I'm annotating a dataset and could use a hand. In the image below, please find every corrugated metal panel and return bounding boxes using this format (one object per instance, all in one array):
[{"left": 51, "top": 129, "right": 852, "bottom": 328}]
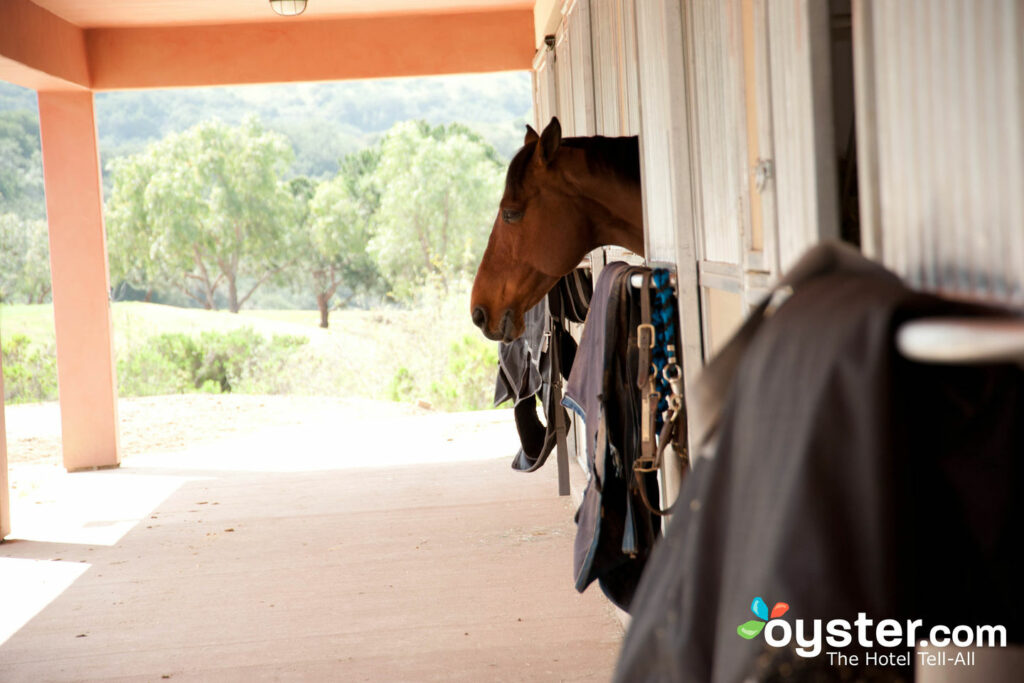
[
  {"left": 856, "top": 0, "right": 1024, "bottom": 306},
  {"left": 618, "top": 0, "right": 641, "bottom": 136},
  {"left": 532, "top": 46, "right": 558, "bottom": 129},
  {"left": 636, "top": 0, "right": 689, "bottom": 264},
  {"left": 591, "top": 0, "right": 620, "bottom": 135},
  {"left": 590, "top": 0, "right": 640, "bottom": 136},
  {"left": 767, "top": 0, "right": 839, "bottom": 270},
  {"left": 634, "top": 0, "right": 701, "bottom": 514},
  {"left": 555, "top": 23, "right": 575, "bottom": 134},
  {"left": 635, "top": 0, "right": 704, "bottom": 486},
  {"left": 687, "top": 0, "right": 747, "bottom": 265},
  {"left": 555, "top": 0, "right": 596, "bottom": 137},
  {"left": 741, "top": 0, "right": 779, "bottom": 274}
]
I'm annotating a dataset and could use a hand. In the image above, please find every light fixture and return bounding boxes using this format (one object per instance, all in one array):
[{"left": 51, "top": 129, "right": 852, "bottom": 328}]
[{"left": 270, "top": 0, "right": 307, "bottom": 16}]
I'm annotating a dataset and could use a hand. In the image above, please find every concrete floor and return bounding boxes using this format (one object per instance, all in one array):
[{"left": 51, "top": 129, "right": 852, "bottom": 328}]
[{"left": 0, "top": 410, "right": 623, "bottom": 682}]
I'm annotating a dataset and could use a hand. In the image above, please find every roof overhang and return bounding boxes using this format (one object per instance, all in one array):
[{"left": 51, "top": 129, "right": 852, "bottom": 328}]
[{"left": 0, "top": 0, "right": 535, "bottom": 92}]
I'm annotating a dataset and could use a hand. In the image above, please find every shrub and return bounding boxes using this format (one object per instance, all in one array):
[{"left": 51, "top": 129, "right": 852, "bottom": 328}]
[
  {"left": 1, "top": 333, "right": 58, "bottom": 403},
  {"left": 387, "top": 366, "right": 416, "bottom": 403},
  {"left": 117, "top": 328, "right": 309, "bottom": 396},
  {"left": 426, "top": 332, "right": 498, "bottom": 411},
  {"left": 116, "top": 340, "right": 193, "bottom": 397}
]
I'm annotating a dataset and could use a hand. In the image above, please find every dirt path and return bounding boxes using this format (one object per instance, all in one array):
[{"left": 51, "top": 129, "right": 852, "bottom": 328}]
[{"left": 1, "top": 396, "right": 625, "bottom": 681}]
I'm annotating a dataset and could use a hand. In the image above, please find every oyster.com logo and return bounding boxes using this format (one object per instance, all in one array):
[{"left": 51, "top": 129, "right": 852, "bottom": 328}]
[
  {"left": 734, "top": 595, "right": 1006, "bottom": 667},
  {"left": 737, "top": 596, "right": 789, "bottom": 640}
]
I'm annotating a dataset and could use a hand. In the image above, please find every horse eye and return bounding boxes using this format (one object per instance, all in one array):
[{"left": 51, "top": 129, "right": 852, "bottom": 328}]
[{"left": 502, "top": 209, "right": 524, "bottom": 224}]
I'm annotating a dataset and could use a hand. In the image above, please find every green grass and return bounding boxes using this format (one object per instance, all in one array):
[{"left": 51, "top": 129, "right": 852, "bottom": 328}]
[
  {"left": 1, "top": 302, "right": 333, "bottom": 350},
  {"left": 1, "top": 292, "right": 498, "bottom": 411},
  {"left": 239, "top": 309, "right": 332, "bottom": 327},
  {"left": 0, "top": 304, "right": 57, "bottom": 343}
]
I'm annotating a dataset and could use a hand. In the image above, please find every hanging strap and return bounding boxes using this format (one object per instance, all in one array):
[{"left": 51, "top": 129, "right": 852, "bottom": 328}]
[
  {"left": 632, "top": 269, "right": 688, "bottom": 517},
  {"left": 548, "top": 289, "right": 571, "bottom": 497},
  {"left": 635, "top": 270, "right": 659, "bottom": 475},
  {"left": 552, "top": 345, "right": 570, "bottom": 497},
  {"left": 635, "top": 417, "right": 682, "bottom": 516}
]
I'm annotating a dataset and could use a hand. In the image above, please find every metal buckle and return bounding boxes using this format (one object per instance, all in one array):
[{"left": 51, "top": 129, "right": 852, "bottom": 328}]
[
  {"left": 634, "top": 455, "right": 660, "bottom": 473},
  {"left": 637, "top": 323, "right": 655, "bottom": 349}
]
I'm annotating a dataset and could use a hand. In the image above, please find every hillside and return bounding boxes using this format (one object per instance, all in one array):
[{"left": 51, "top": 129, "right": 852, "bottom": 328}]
[{"left": 0, "top": 71, "right": 532, "bottom": 185}]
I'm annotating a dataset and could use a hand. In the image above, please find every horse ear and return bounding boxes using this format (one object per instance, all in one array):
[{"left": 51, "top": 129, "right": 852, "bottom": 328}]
[
  {"left": 538, "top": 117, "right": 562, "bottom": 166},
  {"left": 524, "top": 125, "right": 539, "bottom": 146}
]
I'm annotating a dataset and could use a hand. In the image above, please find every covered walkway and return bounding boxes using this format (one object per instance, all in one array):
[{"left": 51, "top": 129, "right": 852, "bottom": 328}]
[
  {"left": 0, "top": 406, "right": 622, "bottom": 681},
  {"left": 0, "top": 0, "right": 536, "bottom": 488}
]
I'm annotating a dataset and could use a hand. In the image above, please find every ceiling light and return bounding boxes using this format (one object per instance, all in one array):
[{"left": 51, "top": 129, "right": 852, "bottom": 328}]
[{"left": 270, "top": 0, "right": 307, "bottom": 16}]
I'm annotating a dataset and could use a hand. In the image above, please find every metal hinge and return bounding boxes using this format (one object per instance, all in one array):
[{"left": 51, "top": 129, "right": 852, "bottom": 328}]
[{"left": 753, "top": 158, "right": 773, "bottom": 193}]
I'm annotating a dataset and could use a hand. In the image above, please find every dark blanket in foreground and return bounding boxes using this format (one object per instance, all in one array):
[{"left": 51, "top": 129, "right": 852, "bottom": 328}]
[{"left": 614, "top": 243, "right": 1024, "bottom": 682}]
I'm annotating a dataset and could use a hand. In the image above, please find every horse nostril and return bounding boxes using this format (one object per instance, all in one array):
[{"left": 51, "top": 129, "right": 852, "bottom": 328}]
[{"left": 472, "top": 306, "right": 487, "bottom": 329}]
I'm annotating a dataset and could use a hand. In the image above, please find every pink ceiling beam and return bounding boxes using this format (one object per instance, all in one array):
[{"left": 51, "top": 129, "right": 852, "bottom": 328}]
[
  {"left": 86, "top": 8, "right": 535, "bottom": 90},
  {"left": 0, "top": 0, "right": 90, "bottom": 90}
]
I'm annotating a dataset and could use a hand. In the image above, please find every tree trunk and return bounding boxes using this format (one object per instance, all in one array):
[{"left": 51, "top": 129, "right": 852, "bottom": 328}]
[
  {"left": 227, "top": 276, "right": 239, "bottom": 313},
  {"left": 317, "top": 292, "right": 330, "bottom": 329},
  {"left": 144, "top": 289, "right": 153, "bottom": 303}
]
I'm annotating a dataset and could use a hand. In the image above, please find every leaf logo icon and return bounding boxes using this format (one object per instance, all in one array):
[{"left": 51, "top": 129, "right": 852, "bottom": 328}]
[{"left": 737, "top": 597, "right": 789, "bottom": 639}]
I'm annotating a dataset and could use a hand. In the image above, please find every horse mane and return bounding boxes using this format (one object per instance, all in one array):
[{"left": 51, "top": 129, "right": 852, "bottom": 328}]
[{"left": 504, "top": 135, "right": 640, "bottom": 201}]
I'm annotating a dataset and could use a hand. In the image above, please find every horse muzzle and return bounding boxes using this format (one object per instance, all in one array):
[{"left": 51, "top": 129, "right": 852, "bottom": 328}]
[{"left": 472, "top": 306, "right": 520, "bottom": 343}]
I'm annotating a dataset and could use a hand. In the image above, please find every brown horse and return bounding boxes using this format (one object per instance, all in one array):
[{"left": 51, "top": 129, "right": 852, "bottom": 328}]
[{"left": 470, "top": 118, "right": 645, "bottom": 341}]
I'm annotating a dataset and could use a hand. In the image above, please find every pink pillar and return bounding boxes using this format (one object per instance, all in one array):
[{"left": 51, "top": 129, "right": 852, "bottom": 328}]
[
  {"left": 37, "top": 91, "right": 121, "bottom": 472},
  {"left": 1, "top": 354, "right": 10, "bottom": 538}
]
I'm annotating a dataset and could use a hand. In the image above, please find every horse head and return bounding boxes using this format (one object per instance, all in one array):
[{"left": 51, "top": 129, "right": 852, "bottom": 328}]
[{"left": 470, "top": 118, "right": 644, "bottom": 341}]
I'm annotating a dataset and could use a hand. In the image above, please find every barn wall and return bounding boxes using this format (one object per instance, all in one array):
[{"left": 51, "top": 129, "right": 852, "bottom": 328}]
[
  {"left": 534, "top": 0, "right": 1024, "bottom": 361},
  {"left": 855, "top": 0, "right": 1024, "bottom": 306},
  {"left": 591, "top": 0, "right": 640, "bottom": 136},
  {"left": 533, "top": 0, "right": 687, "bottom": 489},
  {"left": 681, "top": 0, "right": 842, "bottom": 356},
  {"left": 529, "top": 0, "right": 844, "bottom": 489},
  {"left": 766, "top": 0, "right": 840, "bottom": 271},
  {"left": 534, "top": 0, "right": 851, "bottom": 362},
  {"left": 555, "top": 0, "right": 596, "bottom": 137},
  {"left": 532, "top": 43, "right": 557, "bottom": 134},
  {"left": 686, "top": 0, "right": 748, "bottom": 268},
  {"left": 633, "top": 0, "right": 703, "bottom": 406},
  {"left": 526, "top": 0, "right": 1024, "bottom": 525}
]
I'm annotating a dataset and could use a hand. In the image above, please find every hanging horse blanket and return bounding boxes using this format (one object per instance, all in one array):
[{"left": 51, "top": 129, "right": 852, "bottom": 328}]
[
  {"left": 614, "top": 242, "right": 1024, "bottom": 682},
  {"left": 493, "top": 269, "right": 591, "bottom": 472},
  {"left": 563, "top": 261, "right": 664, "bottom": 611}
]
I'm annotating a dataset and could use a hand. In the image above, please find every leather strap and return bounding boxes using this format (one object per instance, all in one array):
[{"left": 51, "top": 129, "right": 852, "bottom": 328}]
[
  {"left": 548, "top": 289, "right": 571, "bottom": 496},
  {"left": 635, "top": 270, "right": 659, "bottom": 474},
  {"left": 631, "top": 268, "right": 689, "bottom": 517},
  {"left": 553, "top": 348, "right": 570, "bottom": 497},
  {"left": 636, "top": 270, "right": 655, "bottom": 389},
  {"left": 634, "top": 413, "right": 687, "bottom": 516}
]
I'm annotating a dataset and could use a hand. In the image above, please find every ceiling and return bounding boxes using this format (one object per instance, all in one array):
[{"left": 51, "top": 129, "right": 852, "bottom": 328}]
[{"left": 31, "top": 0, "right": 533, "bottom": 29}]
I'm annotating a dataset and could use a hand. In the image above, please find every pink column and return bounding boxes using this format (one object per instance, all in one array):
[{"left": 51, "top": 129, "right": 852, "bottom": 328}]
[
  {"left": 1, "top": 354, "right": 10, "bottom": 538},
  {"left": 37, "top": 91, "right": 120, "bottom": 472}
]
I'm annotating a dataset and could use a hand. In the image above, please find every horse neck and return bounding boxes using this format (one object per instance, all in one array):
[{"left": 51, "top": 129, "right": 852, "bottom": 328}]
[
  {"left": 576, "top": 171, "right": 645, "bottom": 257},
  {"left": 565, "top": 138, "right": 645, "bottom": 256}
]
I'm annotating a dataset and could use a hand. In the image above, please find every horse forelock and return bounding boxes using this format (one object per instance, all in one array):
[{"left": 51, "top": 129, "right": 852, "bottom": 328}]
[{"left": 504, "top": 143, "right": 536, "bottom": 201}]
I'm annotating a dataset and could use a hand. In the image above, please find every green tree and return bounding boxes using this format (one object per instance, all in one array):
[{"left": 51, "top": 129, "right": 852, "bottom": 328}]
[
  {"left": 367, "top": 121, "right": 504, "bottom": 299},
  {"left": 105, "top": 117, "right": 296, "bottom": 312},
  {"left": 0, "top": 110, "right": 46, "bottom": 220},
  {"left": 296, "top": 152, "right": 384, "bottom": 328},
  {"left": 0, "top": 213, "right": 51, "bottom": 303}
]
